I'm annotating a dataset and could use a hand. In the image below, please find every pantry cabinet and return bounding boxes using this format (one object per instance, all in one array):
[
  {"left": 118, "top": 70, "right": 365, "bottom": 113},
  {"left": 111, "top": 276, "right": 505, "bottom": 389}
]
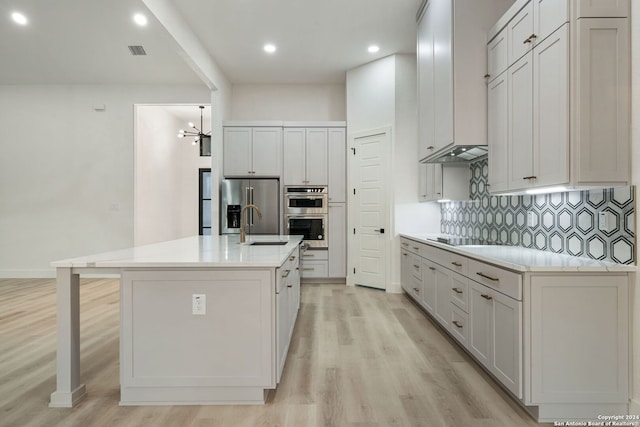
[
  {"left": 486, "top": 0, "right": 630, "bottom": 194},
  {"left": 223, "top": 127, "right": 282, "bottom": 178}
]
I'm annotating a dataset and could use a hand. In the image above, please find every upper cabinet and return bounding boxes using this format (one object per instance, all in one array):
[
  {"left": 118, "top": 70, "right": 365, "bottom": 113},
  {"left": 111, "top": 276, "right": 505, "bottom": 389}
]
[
  {"left": 223, "top": 126, "right": 282, "bottom": 178},
  {"left": 486, "top": 0, "right": 630, "bottom": 194},
  {"left": 283, "top": 128, "right": 328, "bottom": 186},
  {"left": 417, "top": 0, "right": 513, "bottom": 162}
]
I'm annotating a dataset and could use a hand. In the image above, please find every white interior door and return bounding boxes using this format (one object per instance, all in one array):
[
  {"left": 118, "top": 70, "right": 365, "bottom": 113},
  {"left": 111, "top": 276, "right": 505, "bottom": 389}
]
[{"left": 350, "top": 131, "right": 389, "bottom": 290}]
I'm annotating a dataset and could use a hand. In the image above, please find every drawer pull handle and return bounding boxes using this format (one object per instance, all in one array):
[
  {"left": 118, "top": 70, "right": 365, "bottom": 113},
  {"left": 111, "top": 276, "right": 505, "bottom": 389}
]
[
  {"left": 522, "top": 176, "right": 537, "bottom": 180},
  {"left": 484, "top": 73, "right": 490, "bottom": 79},
  {"left": 402, "top": 253, "right": 408, "bottom": 256},
  {"left": 413, "top": 247, "right": 420, "bottom": 251},
  {"left": 402, "top": 242, "right": 408, "bottom": 246},
  {"left": 452, "top": 287, "right": 463, "bottom": 294},
  {"left": 480, "top": 294, "right": 493, "bottom": 301},
  {"left": 429, "top": 267, "right": 436, "bottom": 271},
  {"left": 476, "top": 272, "right": 499, "bottom": 282},
  {"left": 287, "top": 284, "right": 293, "bottom": 288},
  {"left": 427, "top": 146, "right": 435, "bottom": 150},
  {"left": 451, "top": 261, "right": 462, "bottom": 267},
  {"left": 413, "top": 265, "right": 420, "bottom": 269},
  {"left": 302, "top": 268, "right": 315, "bottom": 271},
  {"left": 289, "top": 256, "right": 296, "bottom": 261},
  {"left": 413, "top": 288, "right": 420, "bottom": 293},
  {"left": 281, "top": 270, "right": 291, "bottom": 279},
  {"left": 303, "top": 254, "right": 315, "bottom": 258},
  {"left": 452, "top": 320, "right": 463, "bottom": 328}
]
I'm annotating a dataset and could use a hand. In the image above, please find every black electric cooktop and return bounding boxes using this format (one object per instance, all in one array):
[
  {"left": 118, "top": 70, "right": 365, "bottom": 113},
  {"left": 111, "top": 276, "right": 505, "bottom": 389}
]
[{"left": 426, "top": 236, "right": 499, "bottom": 246}]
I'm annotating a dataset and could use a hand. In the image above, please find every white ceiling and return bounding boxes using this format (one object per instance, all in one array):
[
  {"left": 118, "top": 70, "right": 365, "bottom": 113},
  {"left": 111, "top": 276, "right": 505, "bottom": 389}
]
[{"left": 0, "top": 0, "right": 422, "bottom": 85}]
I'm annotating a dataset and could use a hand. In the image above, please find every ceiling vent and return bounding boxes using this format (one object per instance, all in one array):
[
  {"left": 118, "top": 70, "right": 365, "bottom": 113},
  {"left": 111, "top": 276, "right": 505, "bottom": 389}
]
[{"left": 128, "top": 45, "right": 147, "bottom": 56}]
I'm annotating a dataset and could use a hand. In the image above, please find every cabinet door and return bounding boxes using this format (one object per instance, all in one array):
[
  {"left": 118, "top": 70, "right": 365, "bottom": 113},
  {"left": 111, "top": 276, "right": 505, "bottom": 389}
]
[
  {"left": 507, "top": 52, "right": 533, "bottom": 190},
  {"left": 306, "top": 128, "right": 328, "bottom": 185},
  {"left": 283, "top": 128, "right": 306, "bottom": 185},
  {"left": 223, "top": 127, "right": 252, "bottom": 177},
  {"left": 252, "top": 127, "right": 282, "bottom": 177},
  {"left": 469, "top": 281, "right": 493, "bottom": 369},
  {"left": 575, "top": 18, "right": 630, "bottom": 185},
  {"left": 276, "top": 280, "right": 290, "bottom": 383},
  {"left": 421, "top": 260, "right": 437, "bottom": 314},
  {"left": 401, "top": 249, "right": 411, "bottom": 293},
  {"left": 491, "top": 290, "right": 522, "bottom": 399},
  {"left": 328, "top": 128, "right": 346, "bottom": 203},
  {"left": 575, "top": 0, "right": 628, "bottom": 18},
  {"left": 417, "top": 1, "right": 436, "bottom": 159},
  {"left": 434, "top": 267, "right": 450, "bottom": 328},
  {"left": 328, "top": 203, "right": 346, "bottom": 278},
  {"left": 487, "top": 72, "right": 509, "bottom": 193},
  {"left": 487, "top": 30, "right": 508, "bottom": 82},
  {"left": 507, "top": 1, "right": 533, "bottom": 65},
  {"left": 533, "top": 24, "right": 569, "bottom": 188},
  {"left": 432, "top": 0, "right": 454, "bottom": 152},
  {"left": 418, "top": 163, "right": 429, "bottom": 202},
  {"left": 533, "top": 0, "right": 569, "bottom": 46},
  {"left": 433, "top": 163, "right": 443, "bottom": 200}
]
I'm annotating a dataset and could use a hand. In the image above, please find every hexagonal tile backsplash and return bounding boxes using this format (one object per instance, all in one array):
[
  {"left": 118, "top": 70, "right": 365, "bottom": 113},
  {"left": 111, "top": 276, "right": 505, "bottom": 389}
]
[{"left": 440, "top": 158, "right": 635, "bottom": 264}]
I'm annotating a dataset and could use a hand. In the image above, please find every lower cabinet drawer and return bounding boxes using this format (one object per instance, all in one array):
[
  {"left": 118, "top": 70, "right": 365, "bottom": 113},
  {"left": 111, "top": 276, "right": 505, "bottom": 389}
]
[
  {"left": 468, "top": 259, "right": 522, "bottom": 300},
  {"left": 450, "top": 303, "right": 468, "bottom": 348},
  {"left": 300, "top": 260, "right": 328, "bottom": 278}
]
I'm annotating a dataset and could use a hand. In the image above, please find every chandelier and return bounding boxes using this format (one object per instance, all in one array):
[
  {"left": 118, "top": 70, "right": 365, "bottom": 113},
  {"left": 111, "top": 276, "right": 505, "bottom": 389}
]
[{"left": 177, "top": 105, "right": 211, "bottom": 156}]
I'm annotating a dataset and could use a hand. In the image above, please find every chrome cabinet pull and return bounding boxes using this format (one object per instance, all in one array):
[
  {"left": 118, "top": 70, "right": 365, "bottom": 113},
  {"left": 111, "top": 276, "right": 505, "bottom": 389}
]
[
  {"left": 452, "top": 287, "right": 463, "bottom": 294},
  {"left": 452, "top": 321, "right": 463, "bottom": 328},
  {"left": 476, "top": 272, "right": 499, "bottom": 282},
  {"left": 481, "top": 294, "right": 493, "bottom": 301}
]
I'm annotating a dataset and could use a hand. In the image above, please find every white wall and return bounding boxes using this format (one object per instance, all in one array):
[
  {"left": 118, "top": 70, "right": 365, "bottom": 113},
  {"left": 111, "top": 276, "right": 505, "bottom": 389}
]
[
  {"left": 230, "top": 84, "right": 346, "bottom": 120},
  {"left": 0, "top": 84, "right": 210, "bottom": 277},
  {"left": 134, "top": 105, "right": 211, "bottom": 246},
  {"left": 346, "top": 54, "right": 441, "bottom": 293}
]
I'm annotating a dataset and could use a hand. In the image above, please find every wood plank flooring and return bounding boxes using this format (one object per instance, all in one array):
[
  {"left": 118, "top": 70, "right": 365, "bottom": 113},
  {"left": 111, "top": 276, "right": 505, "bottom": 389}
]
[{"left": 0, "top": 279, "right": 548, "bottom": 427}]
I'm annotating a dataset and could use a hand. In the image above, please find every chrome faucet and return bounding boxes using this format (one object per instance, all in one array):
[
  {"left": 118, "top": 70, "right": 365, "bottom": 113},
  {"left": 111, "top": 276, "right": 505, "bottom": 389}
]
[{"left": 240, "top": 204, "right": 263, "bottom": 243}]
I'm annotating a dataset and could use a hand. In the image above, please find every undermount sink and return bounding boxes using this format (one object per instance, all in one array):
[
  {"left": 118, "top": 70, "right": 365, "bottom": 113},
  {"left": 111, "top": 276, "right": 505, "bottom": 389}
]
[{"left": 248, "top": 241, "right": 288, "bottom": 246}]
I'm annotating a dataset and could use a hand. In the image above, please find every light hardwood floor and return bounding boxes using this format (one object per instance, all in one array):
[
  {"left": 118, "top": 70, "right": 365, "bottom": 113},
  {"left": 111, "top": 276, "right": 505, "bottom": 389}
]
[{"left": 0, "top": 278, "right": 548, "bottom": 427}]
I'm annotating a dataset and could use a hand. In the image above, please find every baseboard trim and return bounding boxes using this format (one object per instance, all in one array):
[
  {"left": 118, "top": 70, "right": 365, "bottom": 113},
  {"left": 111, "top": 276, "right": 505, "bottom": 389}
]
[{"left": 630, "top": 397, "right": 640, "bottom": 414}]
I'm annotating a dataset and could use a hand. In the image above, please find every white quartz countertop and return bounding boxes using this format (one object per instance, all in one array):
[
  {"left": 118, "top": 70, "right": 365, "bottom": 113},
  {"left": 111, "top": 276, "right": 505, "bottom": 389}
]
[
  {"left": 52, "top": 235, "right": 304, "bottom": 269},
  {"left": 400, "top": 233, "right": 635, "bottom": 273}
]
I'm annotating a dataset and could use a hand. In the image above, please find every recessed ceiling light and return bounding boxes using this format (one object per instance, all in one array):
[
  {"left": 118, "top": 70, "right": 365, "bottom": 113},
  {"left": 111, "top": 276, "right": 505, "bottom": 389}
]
[
  {"left": 368, "top": 45, "right": 380, "bottom": 53},
  {"left": 11, "top": 12, "right": 28, "bottom": 25},
  {"left": 264, "top": 44, "right": 276, "bottom": 53},
  {"left": 133, "top": 13, "right": 147, "bottom": 26}
]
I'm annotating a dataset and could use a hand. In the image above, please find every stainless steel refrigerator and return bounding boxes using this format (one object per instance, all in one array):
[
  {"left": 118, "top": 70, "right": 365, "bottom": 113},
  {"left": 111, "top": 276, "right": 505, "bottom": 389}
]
[{"left": 219, "top": 179, "right": 280, "bottom": 235}]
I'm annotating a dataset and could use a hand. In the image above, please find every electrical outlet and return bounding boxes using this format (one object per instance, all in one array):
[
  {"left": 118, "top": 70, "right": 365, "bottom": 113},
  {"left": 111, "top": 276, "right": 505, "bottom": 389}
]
[
  {"left": 598, "top": 211, "right": 609, "bottom": 232},
  {"left": 192, "top": 294, "right": 206, "bottom": 315},
  {"left": 527, "top": 212, "right": 535, "bottom": 227}
]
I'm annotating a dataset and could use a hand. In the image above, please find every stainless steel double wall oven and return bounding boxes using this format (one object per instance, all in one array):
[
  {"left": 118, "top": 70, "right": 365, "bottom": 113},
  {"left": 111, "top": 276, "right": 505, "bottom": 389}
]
[{"left": 284, "top": 186, "right": 328, "bottom": 248}]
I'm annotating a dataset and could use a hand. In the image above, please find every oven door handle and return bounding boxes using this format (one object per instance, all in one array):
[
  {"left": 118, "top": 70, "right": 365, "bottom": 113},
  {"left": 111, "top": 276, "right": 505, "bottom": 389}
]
[{"left": 286, "top": 215, "right": 326, "bottom": 219}]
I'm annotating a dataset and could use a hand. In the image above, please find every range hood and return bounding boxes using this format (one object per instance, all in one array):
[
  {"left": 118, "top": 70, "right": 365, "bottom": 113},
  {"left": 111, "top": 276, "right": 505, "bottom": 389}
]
[{"left": 420, "top": 145, "right": 488, "bottom": 164}]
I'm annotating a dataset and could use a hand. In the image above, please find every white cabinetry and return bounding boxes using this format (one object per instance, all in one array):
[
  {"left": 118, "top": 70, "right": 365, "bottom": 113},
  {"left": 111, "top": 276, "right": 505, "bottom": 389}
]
[
  {"left": 487, "top": 0, "right": 630, "bottom": 194},
  {"left": 276, "top": 248, "right": 300, "bottom": 383},
  {"left": 419, "top": 163, "right": 470, "bottom": 202},
  {"left": 328, "top": 203, "right": 346, "bottom": 278},
  {"left": 417, "top": 0, "right": 512, "bottom": 161},
  {"left": 223, "top": 127, "right": 282, "bottom": 178},
  {"left": 399, "top": 235, "right": 631, "bottom": 422},
  {"left": 283, "top": 128, "right": 327, "bottom": 186},
  {"left": 328, "top": 128, "right": 347, "bottom": 203}
]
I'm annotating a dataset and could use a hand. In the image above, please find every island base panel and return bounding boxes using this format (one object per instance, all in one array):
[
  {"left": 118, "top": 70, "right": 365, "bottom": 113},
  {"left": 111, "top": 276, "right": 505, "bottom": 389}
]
[{"left": 120, "top": 386, "right": 271, "bottom": 406}]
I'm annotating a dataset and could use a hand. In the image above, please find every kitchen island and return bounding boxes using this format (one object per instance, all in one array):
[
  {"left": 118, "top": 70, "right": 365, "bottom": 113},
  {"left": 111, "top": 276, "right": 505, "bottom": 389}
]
[{"left": 49, "top": 234, "right": 303, "bottom": 407}]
